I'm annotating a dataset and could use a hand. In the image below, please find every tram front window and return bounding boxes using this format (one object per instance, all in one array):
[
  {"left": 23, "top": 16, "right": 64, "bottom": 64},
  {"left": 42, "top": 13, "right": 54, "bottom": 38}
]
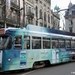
[{"left": 0, "top": 35, "right": 12, "bottom": 50}]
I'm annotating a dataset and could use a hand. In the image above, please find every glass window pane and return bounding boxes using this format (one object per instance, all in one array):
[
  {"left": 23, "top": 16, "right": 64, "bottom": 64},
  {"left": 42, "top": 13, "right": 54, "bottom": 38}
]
[
  {"left": 71, "top": 40, "right": 75, "bottom": 49},
  {"left": 24, "top": 36, "right": 30, "bottom": 49},
  {"left": 43, "top": 38, "right": 50, "bottom": 49},
  {"left": 59, "top": 39, "right": 65, "bottom": 48},
  {"left": 52, "top": 39, "right": 58, "bottom": 48},
  {"left": 66, "top": 40, "right": 71, "bottom": 48},
  {"left": 0, "top": 35, "right": 12, "bottom": 50},
  {"left": 32, "top": 37, "right": 41, "bottom": 49},
  {"left": 14, "top": 36, "right": 22, "bottom": 49}
]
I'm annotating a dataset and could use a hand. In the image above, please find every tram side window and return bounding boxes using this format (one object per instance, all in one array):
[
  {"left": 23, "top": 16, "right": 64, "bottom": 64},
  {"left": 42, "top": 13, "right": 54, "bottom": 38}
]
[
  {"left": 43, "top": 38, "right": 50, "bottom": 49},
  {"left": 71, "top": 40, "right": 75, "bottom": 49},
  {"left": 0, "top": 36, "right": 12, "bottom": 50},
  {"left": 59, "top": 39, "right": 65, "bottom": 48},
  {"left": 32, "top": 37, "right": 41, "bottom": 49},
  {"left": 66, "top": 40, "right": 71, "bottom": 48},
  {"left": 14, "top": 36, "right": 22, "bottom": 49},
  {"left": 24, "top": 36, "right": 30, "bottom": 49},
  {"left": 52, "top": 39, "right": 58, "bottom": 48}
]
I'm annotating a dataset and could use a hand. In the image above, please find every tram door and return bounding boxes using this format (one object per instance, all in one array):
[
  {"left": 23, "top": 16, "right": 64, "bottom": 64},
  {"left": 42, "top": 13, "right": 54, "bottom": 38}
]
[
  {"left": 52, "top": 50, "right": 59, "bottom": 63},
  {"left": 52, "top": 50, "right": 56, "bottom": 63},
  {"left": 52, "top": 39, "right": 59, "bottom": 63}
]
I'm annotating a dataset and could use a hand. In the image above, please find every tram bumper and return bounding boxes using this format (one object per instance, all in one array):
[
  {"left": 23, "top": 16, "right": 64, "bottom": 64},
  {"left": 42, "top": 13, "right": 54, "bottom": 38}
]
[
  {"left": 0, "top": 51, "right": 2, "bottom": 71},
  {"left": 0, "top": 64, "right": 2, "bottom": 72},
  {"left": 0, "top": 63, "right": 2, "bottom": 67}
]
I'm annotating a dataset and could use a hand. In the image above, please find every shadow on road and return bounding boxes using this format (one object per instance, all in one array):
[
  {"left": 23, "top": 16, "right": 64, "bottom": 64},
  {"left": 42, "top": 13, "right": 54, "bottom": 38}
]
[{"left": 0, "top": 61, "right": 75, "bottom": 75}]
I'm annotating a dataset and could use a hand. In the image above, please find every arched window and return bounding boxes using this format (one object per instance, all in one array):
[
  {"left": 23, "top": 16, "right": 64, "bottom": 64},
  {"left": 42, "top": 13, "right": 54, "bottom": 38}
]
[{"left": 39, "top": 9, "right": 42, "bottom": 19}]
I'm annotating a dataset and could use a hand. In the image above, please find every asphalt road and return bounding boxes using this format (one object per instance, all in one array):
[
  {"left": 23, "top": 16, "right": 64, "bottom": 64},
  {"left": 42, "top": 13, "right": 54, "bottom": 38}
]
[{"left": 1, "top": 62, "right": 75, "bottom": 75}]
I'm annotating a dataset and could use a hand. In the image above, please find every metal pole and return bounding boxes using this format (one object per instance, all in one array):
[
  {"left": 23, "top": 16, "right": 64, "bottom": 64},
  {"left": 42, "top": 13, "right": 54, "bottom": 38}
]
[
  {"left": 19, "top": 0, "right": 20, "bottom": 28},
  {"left": 4, "top": 0, "right": 6, "bottom": 28},
  {"left": 23, "top": 0, "right": 25, "bottom": 27}
]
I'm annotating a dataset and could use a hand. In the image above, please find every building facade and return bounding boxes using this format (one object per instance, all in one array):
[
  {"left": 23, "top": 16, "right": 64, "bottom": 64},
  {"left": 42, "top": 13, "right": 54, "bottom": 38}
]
[
  {"left": 0, "top": 0, "right": 60, "bottom": 29},
  {"left": 0, "top": 0, "right": 20, "bottom": 28},
  {"left": 65, "top": 2, "right": 75, "bottom": 33},
  {"left": 20, "top": 0, "right": 51, "bottom": 28}
]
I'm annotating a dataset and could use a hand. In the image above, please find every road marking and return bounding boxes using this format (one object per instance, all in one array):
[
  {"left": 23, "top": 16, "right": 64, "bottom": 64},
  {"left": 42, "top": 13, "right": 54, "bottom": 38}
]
[
  {"left": 21, "top": 70, "right": 36, "bottom": 75},
  {"left": 71, "top": 72, "right": 75, "bottom": 74}
]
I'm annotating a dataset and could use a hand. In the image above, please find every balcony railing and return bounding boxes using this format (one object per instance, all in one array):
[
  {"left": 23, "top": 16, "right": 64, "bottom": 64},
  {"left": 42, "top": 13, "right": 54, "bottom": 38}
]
[
  {"left": 26, "top": 12, "right": 34, "bottom": 18},
  {"left": 6, "top": 18, "right": 18, "bottom": 25}
]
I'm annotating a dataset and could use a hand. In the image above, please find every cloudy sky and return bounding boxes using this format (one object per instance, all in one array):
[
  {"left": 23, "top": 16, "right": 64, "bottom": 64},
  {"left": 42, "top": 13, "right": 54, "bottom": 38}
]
[{"left": 51, "top": 0, "right": 75, "bottom": 10}]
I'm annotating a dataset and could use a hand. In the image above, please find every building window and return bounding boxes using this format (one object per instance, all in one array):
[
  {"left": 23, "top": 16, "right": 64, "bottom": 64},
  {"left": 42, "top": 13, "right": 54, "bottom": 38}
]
[
  {"left": 36, "top": 21, "right": 38, "bottom": 25},
  {"left": 44, "top": 12, "right": 46, "bottom": 21},
  {"left": 51, "top": 16, "right": 53, "bottom": 24},
  {"left": 0, "top": 7, "right": 2, "bottom": 18},
  {"left": 36, "top": 6, "right": 38, "bottom": 17},
  {"left": 44, "top": 24, "right": 46, "bottom": 27},
  {"left": 48, "top": 14, "right": 50, "bottom": 23},
  {"left": 69, "top": 27, "right": 72, "bottom": 32},
  {"left": 36, "top": 0, "right": 38, "bottom": 2},
  {"left": 29, "top": 7, "right": 31, "bottom": 12},
  {"left": 44, "top": 4, "right": 46, "bottom": 7},
  {"left": 48, "top": 7, "right": 50, "bottom": 9},
  {"left": 26, "top": 5, "right": 28, "bottom": 12},
  {"left": 40, "top": 0, "right": 42, "bottom": 4},
  {"left": 39, "top": 9, "right": 42, "bottom": 19}
]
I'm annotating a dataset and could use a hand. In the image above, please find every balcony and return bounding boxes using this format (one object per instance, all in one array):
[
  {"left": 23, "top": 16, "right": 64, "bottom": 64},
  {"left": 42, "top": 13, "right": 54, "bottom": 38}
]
[
  {"left": 26, "top": 12, "right": 34, "bottom": 18},
  {"left": 11, "top": 2, "right": 20, "bottom": 10}
]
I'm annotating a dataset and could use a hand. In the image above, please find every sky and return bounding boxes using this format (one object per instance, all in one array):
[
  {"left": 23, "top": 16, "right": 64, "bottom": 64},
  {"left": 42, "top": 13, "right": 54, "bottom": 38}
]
[
  {"left": 51, "top": 0, "right": 75, "bottom": 10},
  {"left": 51, "top": 0, "right": 75, "bottom": 30}
]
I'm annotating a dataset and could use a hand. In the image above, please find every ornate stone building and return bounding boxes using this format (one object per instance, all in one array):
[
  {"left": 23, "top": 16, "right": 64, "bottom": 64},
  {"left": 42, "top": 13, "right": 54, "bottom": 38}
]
[
  {"left": 65, "top": 2, "right": 75, "bottom": 33},
  {"left": 0, "top": 0, "right": 20, "bottom": 28},
  {"left": 20, "top": 0, "right": 51, "bottom": 28}
]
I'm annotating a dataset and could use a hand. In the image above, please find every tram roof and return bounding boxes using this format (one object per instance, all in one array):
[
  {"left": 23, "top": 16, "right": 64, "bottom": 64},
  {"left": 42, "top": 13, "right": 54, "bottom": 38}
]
[
  {"left": 26, "top": 24, "right": 75, "bottom": 37},
  {"left": 4, "top": 24, "right": 75, "bottom": 37}
]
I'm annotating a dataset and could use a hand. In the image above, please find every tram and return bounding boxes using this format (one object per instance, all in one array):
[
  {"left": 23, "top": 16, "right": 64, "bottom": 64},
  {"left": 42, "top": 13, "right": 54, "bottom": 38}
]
[{"left": 0, "top": 24, "right": 75, "bottom": 71}]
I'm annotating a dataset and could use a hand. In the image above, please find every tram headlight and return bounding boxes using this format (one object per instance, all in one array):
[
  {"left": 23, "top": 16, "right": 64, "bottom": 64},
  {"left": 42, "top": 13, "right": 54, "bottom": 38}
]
[{"left": 8, "top": 59, "right": 10, "bottom": 62}]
